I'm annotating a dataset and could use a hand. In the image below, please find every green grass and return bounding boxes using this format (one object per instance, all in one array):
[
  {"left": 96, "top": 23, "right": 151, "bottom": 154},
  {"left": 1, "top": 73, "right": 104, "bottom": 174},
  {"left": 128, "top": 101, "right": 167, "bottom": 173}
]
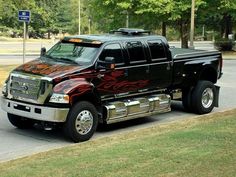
[
  {"left": 0, "top": 109, "right": 235, "bottom": 177},
  {"left": 0, "top": 65, "right": 18, "bottom": 86}
]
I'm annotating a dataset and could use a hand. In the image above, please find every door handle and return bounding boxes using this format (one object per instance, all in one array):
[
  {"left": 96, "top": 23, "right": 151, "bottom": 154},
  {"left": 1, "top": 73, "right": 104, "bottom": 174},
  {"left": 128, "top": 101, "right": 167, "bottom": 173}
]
[
  {"left": 146, "top": 65, "right": 150, "bottom": 73},
  {"left": 97, "top": 74, "right": 104, "bottom": 79},
  {"left": 166, "top": 62, "right": 171, "bottom": 70},
  {"left": 124, "top": 69, "right": 128, "bottom": 77}
]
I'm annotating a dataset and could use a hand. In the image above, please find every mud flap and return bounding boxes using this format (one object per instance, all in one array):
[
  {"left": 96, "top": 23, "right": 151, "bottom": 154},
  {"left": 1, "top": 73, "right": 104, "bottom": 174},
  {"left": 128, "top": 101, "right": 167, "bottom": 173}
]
[{"left": 214, "top": 85, "right": 220, "bottom": 107}]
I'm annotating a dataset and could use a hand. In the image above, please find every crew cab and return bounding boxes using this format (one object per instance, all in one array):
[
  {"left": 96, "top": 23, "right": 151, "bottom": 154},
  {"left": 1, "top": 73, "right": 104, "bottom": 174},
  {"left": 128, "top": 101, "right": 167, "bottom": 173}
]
[{"left": 0, "top": 28, "right": 223, "bottom": 142}]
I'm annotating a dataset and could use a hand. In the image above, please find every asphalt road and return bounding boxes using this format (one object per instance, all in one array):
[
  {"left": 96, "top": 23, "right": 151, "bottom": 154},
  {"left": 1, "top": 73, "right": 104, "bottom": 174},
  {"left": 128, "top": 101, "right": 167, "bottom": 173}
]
[
  {"left": 0, "top": 41, "right": 54, "bottom": 51},
  {"left": 0, "top": 59, "right": 235, "bottom": 162}
]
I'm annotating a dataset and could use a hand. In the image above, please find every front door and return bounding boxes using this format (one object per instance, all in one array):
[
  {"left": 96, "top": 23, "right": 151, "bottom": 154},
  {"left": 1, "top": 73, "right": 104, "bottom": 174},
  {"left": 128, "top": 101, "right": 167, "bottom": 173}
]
[{"left": 93, "top": 43, "right": 129, "bottom": 99}]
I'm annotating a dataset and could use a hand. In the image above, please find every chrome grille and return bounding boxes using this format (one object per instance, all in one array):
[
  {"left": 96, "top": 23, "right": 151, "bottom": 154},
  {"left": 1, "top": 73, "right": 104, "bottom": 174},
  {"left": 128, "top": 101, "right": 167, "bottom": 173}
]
[
  {"left": 8, "top": 73, "right": 53, "bottom": 104},
  {"left": 10, "top": 75, "right": 41, "bottom": 100}
]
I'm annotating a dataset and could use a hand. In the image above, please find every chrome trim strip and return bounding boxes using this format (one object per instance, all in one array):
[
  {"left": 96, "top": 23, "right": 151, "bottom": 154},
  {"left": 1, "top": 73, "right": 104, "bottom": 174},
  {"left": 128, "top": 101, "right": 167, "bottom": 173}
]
[
  {"left": 173, "top": 50, "right": 220, "bottom": 59},
  {"left": 173, "top": 56, "right": 219, "bottom": 63},
  {"left": 101, "top": 89, "right": 166, "bottom": 101},
  {"left": 1, "top": 97, "right": 69, "bottom": 122},
  {"left": 118, "top": 61, "right": 170, "bottom": 69}
]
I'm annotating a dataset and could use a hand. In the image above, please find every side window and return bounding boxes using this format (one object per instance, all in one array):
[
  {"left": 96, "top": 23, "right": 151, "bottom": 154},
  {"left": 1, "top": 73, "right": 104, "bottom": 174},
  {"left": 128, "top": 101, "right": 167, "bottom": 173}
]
[
  {"left": 126, "top": 41, "right": 145, "bottom": 63},
  {"left": 147, "top": 40, "right": 166, "bottom": 60},
  {"left": 99, "top": 43, "right": 124, "bottom": 64}
]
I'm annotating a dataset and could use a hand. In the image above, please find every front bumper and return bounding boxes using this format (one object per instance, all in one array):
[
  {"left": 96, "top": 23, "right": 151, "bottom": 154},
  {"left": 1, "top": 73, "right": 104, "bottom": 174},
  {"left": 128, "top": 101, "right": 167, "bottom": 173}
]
[{"left": 0, "top": 96, "right": 69, "bottom": 122}]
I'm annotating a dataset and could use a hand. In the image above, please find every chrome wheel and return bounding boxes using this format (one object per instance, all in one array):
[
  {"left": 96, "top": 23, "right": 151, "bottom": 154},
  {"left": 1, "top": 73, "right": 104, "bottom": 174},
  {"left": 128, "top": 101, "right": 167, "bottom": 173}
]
[
  {"left": 75, "top": 110, "right": 93, "bottom": 135},
  {"left": 201, "top": 88, "right": 214, "bottom": 109}
]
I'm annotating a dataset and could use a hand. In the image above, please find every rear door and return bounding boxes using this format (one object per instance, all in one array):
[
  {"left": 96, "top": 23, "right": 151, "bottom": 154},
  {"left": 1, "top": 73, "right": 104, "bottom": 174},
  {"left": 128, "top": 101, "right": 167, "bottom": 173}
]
[
  {"left": 125, "top": 41, "right": 150, "bottom": 90},
  {"left": 146, "top": 39, "right": 172, "bottom": 89}
]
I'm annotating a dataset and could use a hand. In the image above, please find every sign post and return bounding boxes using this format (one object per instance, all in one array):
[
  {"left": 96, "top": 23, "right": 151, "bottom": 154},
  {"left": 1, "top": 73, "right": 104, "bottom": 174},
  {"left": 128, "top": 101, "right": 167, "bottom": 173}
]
[{"left": 18, "top": 10, "right": 30, "bottom": 63}]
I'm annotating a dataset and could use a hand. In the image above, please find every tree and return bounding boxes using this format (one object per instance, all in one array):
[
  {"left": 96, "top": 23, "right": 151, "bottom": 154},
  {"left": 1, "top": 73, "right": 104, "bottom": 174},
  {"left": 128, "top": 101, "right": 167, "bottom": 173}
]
[
  {"left": 137, "top": 0, "right": 205, "bottom": 48},
  {"left": 136, "top": 0, "right": 173, "bottom": 36},
  {"left": 199, "top": 0, "right": 236, "bottom": 39},
  {"left": 87, "top": 0, "right": 141, "bottom": 32},
  {"left": 1, "top": 0, "right": 235, "bottom": 42}
]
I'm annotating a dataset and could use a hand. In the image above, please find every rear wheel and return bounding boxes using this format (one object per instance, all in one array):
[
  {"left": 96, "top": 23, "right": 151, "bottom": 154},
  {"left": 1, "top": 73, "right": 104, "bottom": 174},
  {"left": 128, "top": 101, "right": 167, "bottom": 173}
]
[
  {"left": 63, "top": 101, "right": 98, "bottom": 143},
  {"left": 182, "top": 87, "right": 194, "bottom": 112},
  {"left": 7, "top": 113, "right": 34, "bottom": 129},
  {"left": 191, "top": 81, "right": 216, "bottom": 114}
]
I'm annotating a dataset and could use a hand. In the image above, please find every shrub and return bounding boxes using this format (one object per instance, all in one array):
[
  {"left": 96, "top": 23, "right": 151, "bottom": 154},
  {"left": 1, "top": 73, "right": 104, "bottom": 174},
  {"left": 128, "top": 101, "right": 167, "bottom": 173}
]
[{"left": 214, "top": 38, "right": 235, "bottom": 51}]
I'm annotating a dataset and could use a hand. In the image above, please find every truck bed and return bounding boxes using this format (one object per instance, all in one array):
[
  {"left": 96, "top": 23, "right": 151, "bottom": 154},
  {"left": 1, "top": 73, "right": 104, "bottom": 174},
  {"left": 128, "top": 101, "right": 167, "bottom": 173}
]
[{"left": 170, "top": 48, "right": 221, "bottom": 60}]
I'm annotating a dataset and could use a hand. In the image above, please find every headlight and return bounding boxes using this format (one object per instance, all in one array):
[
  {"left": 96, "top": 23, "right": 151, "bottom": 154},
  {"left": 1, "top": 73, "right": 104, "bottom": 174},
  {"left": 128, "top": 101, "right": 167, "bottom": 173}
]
[
  {"left": 2, "top": 83, "right": 7, "bottom": 96},
  {"left": 49, "top": 93, "right": 69, "bottom": 103}
]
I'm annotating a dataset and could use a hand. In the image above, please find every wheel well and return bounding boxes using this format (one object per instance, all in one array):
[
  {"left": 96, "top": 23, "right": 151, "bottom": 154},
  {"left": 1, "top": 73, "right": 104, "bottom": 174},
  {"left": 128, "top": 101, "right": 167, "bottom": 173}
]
[
  {"left": 199, "top": 67, "right": 217, "bottom": 84},
  {"left": 71, "top": 92, "right": 101, "bottom": 108},
  {"left": 71, "top": 92, "right": 104, "bottom": 123}
]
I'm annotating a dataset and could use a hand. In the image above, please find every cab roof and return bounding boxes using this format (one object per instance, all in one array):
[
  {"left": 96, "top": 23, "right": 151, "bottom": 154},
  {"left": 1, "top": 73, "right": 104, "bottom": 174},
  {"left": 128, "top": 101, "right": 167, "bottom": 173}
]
[{"left": 62, "top": 28, "right": 167, "bottom": 45}]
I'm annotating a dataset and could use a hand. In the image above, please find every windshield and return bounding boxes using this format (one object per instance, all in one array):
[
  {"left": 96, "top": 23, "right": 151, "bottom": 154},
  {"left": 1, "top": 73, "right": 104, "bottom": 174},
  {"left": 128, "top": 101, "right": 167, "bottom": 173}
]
[{"left": 45, "top": 41, "right": 100, "bottom": 64}]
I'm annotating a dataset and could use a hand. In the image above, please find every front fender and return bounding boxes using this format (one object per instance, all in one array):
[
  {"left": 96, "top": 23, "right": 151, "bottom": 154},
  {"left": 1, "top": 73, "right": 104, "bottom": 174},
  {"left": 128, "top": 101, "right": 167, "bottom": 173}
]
[{"left": 53, "top": 78, "right": 96, "bottom": 104}]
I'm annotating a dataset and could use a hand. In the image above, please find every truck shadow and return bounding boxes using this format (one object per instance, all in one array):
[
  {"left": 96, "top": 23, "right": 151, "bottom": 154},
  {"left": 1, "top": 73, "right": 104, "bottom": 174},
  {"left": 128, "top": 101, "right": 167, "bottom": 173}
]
[{"left": 7, "top": 101, "right": 186, "bottom": 143}]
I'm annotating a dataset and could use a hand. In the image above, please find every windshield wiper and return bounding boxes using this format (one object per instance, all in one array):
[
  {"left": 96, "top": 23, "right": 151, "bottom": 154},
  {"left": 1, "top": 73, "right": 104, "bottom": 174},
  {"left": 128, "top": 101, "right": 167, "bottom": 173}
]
[
  {"left": 53, "top": 57, "right": 78, "bottom": 64},
  {"left": 42, "top": 55, "right": 54, "bottom": 60}
]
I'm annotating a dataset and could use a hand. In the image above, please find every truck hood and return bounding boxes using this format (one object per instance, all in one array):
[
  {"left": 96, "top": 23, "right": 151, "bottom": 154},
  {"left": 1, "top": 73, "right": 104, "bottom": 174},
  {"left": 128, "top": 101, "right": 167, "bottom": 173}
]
[{"left": 14, "top": 58, "right": 87, "bottom": 79}]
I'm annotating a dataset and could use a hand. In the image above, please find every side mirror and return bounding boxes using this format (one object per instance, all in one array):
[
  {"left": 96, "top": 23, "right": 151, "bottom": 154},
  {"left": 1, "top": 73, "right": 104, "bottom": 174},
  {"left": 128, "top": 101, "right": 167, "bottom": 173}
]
[
  {"left": 97, "top": 57, "right": 115, "bottom": 70},
  {"left": 40, "top": 47, "right": 46, "bottom": 57},
  {"left": 105, "top": 57, "right": 115, "bottom": 69}
]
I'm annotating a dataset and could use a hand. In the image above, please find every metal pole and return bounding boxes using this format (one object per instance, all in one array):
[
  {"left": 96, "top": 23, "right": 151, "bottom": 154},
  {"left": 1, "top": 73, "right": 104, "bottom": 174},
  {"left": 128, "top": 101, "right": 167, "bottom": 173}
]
[
  {"left": 78, "top": 0, "right": 81, "bottom": 35},
  {"left": 126, "top": 11, "right": 129, "bottom": 28},
  {"left": 190, "top": 0, "right": 195, "bottom": 48},
  {"left": 202, "top": 25, "right": 205, "bottom": 39},
  {"left": 23, "top": 22, "right": 26, "bottom": 63},
  {"left": 89, "top": 18, "right": 91, "bottom": 34}
]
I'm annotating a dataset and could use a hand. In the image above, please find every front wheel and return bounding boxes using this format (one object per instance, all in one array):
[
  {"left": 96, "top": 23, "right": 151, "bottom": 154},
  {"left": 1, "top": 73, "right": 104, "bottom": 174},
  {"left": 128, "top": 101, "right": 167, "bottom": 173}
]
[
  {"left": 7, "top": 113, "right": 34, "bottom": 129},
  {"left": 191, "top": 81, "right": 216, "bottom": 114},
  {"left": 63, "top": 101, "right": 98, "bottom": 143}
]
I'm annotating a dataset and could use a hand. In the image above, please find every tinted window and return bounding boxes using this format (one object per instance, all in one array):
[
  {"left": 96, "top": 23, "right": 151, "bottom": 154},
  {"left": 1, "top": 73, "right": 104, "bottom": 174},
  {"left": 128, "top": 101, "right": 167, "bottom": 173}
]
[
  {"left": 99, "top": 43, "right": 124, "bottom": 63},
  {"left": 148, "top": 40, "right": 166, "bottom": 59},
  {"left": 126, "top": 41, "right": 145, "bottom": 62}
]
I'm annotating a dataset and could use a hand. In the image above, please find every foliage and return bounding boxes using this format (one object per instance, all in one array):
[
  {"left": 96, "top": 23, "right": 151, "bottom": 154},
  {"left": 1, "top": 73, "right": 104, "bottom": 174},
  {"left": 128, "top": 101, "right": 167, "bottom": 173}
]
[
  {"left": 198, "top": 0, "right": 236, "bottom": 38},
  {"left": 214, "top": 38, "right": 235, "bottom": 51},
  {"left": 0, "top": 0, "right": 236, "bottom": 46}
]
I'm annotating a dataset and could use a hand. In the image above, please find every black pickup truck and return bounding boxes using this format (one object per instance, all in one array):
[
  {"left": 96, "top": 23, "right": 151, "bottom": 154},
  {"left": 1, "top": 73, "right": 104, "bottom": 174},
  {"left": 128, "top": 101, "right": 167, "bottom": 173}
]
[{"left": 1, "top": 28, "right": 223, "bottom": 142}]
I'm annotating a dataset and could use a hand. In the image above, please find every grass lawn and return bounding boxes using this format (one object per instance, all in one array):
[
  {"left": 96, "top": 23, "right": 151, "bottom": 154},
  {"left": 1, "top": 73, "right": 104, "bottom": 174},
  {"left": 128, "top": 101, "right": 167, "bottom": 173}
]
[
  {"left": 0, "top": 65, "right": 18, "bottom": 87},
  {"left": 0, "top": 109, "right": 235, "bottom": 177}
]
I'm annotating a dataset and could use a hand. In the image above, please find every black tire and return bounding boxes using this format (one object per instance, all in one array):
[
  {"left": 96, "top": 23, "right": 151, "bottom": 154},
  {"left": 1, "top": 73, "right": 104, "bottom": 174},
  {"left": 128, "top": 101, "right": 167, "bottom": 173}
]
[
  {"left": 182, "top": 87, "right": 194, "bottom": 112},
  {"left": 63, "top": 101, "right": 98, "bottom": 143},
  {"left": 191, "top": 81, "right": 216, "bottom": 114},
  {"left": 7, "top": 113, "right": 34, "bottom": 129}
]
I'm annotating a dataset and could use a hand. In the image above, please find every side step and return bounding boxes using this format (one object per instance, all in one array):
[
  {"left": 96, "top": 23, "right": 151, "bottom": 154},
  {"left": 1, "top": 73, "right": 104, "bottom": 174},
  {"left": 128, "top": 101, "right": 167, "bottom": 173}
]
[{"left": 104, "top": 94, "right": 171, "bottom": 124}]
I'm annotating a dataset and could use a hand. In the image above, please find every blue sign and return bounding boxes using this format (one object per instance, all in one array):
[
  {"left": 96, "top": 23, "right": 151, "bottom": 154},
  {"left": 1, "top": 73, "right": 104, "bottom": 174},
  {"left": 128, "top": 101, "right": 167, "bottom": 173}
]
[{"left": 18, "top": 10, "right": 31, "bottom": 23}]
